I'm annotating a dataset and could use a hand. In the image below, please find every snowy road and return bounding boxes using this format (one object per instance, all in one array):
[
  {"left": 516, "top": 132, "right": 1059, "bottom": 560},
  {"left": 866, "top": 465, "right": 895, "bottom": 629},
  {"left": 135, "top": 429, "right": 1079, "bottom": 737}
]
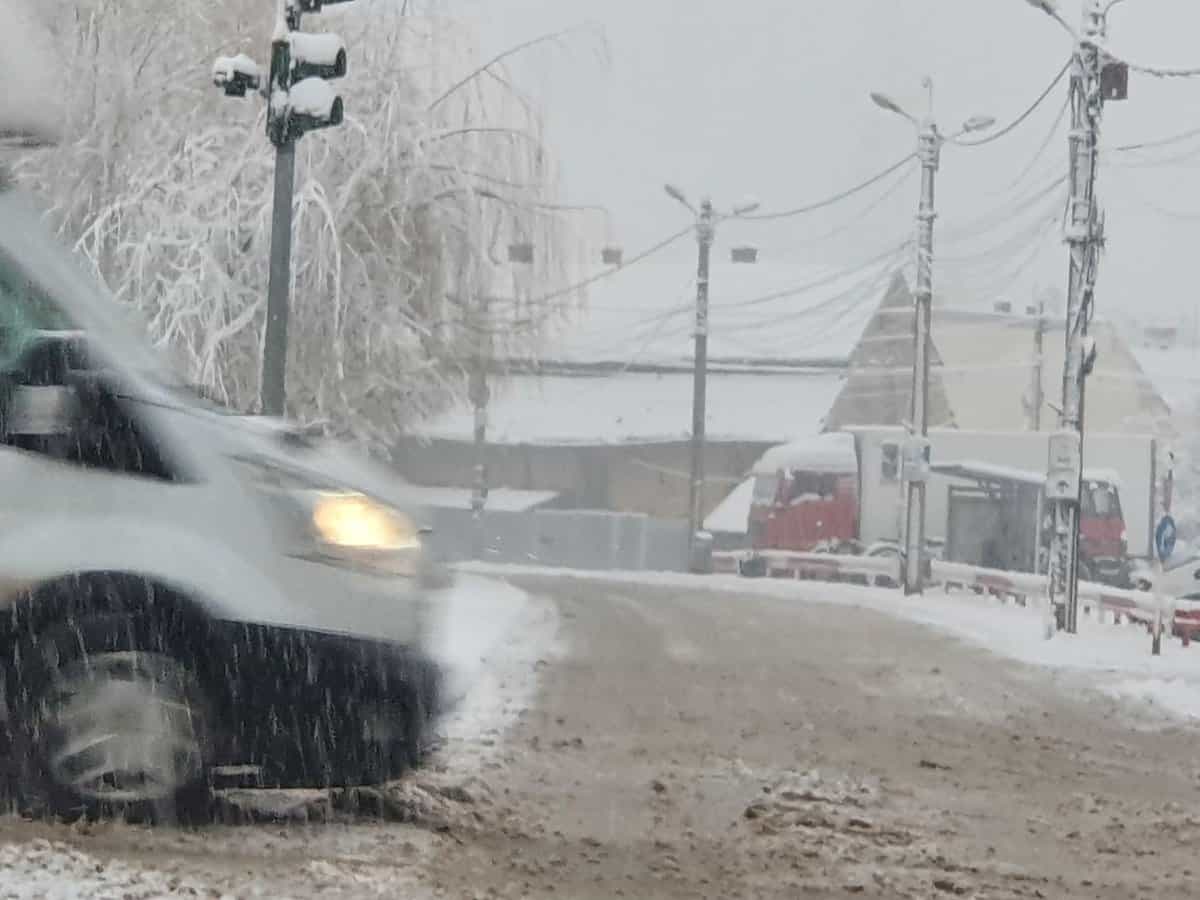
[{"left": 4, "top": 571, "right": 1200, "bottom": 898}]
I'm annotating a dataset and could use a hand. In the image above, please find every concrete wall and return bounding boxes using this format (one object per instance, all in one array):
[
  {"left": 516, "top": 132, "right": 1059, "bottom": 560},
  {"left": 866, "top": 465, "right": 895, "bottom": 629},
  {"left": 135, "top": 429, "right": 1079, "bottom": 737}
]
[
  {"left": 423, "top": 506, "right": 691, "bottom": 572},
  {"left": 393, "top": 437, "right": 773, "bottom": 518}
]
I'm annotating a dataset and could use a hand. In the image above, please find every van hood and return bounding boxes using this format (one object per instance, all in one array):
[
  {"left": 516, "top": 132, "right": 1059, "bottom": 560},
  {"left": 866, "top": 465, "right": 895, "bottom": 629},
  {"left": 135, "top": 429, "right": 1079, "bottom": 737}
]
[{"left": 201, "top": 412, "right": 420, "bottom": 513}]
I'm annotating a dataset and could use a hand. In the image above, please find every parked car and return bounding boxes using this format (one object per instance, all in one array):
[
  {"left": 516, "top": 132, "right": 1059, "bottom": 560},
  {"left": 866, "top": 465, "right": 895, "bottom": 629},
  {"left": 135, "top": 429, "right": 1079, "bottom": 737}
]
[{"left": 0, "top": 178, "right": 448, "bottom": 822}]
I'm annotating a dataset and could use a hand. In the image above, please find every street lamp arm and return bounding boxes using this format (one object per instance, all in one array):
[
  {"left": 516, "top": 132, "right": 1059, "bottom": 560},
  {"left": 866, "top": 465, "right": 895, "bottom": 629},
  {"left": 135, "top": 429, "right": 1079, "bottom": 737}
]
[{"left": 664, "top": 183, "right": 698, "bottom": 216}]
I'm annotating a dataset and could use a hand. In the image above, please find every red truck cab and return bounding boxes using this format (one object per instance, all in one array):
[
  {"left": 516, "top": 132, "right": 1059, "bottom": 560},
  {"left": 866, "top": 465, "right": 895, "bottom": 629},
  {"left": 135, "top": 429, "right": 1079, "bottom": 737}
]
[{"left": 747, "top": 433, "right": 860, "bottom": 554}]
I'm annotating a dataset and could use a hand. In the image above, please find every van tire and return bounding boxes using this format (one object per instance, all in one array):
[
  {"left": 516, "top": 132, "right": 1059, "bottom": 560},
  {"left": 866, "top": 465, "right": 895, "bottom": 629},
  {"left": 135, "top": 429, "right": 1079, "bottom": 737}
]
[{"left": 8, "top": 610, "right": 214, "bottom": 824}]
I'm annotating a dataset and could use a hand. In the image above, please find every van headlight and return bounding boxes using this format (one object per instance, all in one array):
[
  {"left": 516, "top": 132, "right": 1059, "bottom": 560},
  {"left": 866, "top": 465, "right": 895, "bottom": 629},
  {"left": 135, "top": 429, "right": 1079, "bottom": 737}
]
[
  {"left": 310, "top": 491, "right": 421, "bottom": 551},
  {"left": 232, "top": 456, "right": 425, "bottom": 576}
]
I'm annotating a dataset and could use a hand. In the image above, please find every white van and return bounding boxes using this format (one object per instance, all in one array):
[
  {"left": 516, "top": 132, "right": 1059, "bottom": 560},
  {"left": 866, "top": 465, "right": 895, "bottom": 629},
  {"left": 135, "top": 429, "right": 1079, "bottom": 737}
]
[{"left": 0, "top": 178, "right": 446, "bottom": 821}]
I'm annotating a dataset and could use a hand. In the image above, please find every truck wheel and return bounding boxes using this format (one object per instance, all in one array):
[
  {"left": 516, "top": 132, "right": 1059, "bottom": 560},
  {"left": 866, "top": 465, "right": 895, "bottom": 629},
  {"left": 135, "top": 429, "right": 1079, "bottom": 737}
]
[{"left": 10, "top": 612, "right": 213, "bottom": 824}]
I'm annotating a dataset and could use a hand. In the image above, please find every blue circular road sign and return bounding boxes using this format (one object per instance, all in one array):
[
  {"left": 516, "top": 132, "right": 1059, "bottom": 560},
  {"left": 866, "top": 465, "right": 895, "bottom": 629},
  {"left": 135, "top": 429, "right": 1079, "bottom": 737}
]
[{"left": 1155, "top": 514, "right": 1177, "bottom": 563}]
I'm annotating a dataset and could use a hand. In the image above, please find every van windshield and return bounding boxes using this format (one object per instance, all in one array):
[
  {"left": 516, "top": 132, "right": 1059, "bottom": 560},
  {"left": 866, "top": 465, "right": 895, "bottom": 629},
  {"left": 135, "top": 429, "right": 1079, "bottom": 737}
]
[{"left": 0, "top": 188, "right": 189, "bottom": 399}]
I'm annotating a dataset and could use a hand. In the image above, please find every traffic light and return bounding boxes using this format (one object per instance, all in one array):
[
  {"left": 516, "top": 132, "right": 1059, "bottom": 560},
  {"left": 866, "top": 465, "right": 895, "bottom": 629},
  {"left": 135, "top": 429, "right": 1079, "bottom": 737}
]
[{"left": 265, "top": 27, "right": 348, "bottom": 145}]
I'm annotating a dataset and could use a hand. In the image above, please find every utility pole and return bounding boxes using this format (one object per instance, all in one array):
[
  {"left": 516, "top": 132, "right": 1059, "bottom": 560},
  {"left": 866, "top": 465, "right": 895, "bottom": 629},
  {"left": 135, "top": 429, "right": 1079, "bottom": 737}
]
[
  {"left": 870, "top": 83, "right": 994, "bottom": 594},
  {"left": 901, "top": 117, "right": 940, "bottom": 595},
  {"left": 663, "top": 186, "right": 759, "bottom": 562},
  {"left": 689, "top": 198, "right": 714, "bottom": 549},
  {"left": 213, "top": 0, "right": 354, "bottom": 417},
  {"left": 1044, "top": 0, "right": 1127, "bottom": 634},
  {"left": 468, "top": 295, "right": 491, "bottom": 560}
]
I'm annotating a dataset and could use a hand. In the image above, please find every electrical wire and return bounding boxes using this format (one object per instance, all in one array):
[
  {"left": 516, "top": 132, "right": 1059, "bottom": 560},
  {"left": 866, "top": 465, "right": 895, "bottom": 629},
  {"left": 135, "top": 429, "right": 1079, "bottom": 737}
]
[
  {"left": 450, "top": 225, "right": 694, "bottom": 336},
  {"left": 954, "top": 58, "right": 1072, "bottom": 147},
  {"left": 741, "top": 155, "right": 917, "bottom": 222},
  {"left": 786, "top": 164, "right": 918, "bottom": 250},
  {"left": 1006, "top": 93, "right": 1070, "bottom": 192},
  {"left": 939, "top": 171, "right": 1068, "bottom": 244},
  {"left": 707, "top": 239, "right": 913, "bottom": 313},
  {"left": 1112, "top": 124, "right": 1200, "bottom": 153}
]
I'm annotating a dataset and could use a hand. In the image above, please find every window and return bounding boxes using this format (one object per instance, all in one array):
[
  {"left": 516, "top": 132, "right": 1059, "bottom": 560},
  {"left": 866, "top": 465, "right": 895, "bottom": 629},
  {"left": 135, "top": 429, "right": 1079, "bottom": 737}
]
[
  {"left": 784, "top": 472, "right": 838, "bottom": 504},
  {"left": 752, "top": 474, "right": 779, "bottom": 504},
  {"left": 881, "top": 441, "right": 900, "bottom": 481},
  {"left": 0, "top": 255, "right": 74, "bottom": 373},
  {"left": 1082, "top": 482, "right": 1121, "bottom": 518}
]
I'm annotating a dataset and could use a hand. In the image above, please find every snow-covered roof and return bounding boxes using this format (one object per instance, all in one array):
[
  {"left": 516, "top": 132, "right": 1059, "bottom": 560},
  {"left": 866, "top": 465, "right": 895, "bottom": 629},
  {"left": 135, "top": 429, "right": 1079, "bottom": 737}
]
[
  {"left": 932, "top": 460, "right": 1123, "bottom": 489},
  {"left": 0, "top": 3, "right": 62, "bottom": 146},
  {"left": 750, "top": 431, "right": 858, "bottom": 475},
  {"left": 395, "top": 484, "right": 558, "bottom": 512},
  {"left": 829, "top": 298, "right": 1174, "bottom": 437},
  {"left": 704, "top": 475, "right": 754, "bottom": 534},
  {"left": 415, "top": 370, "right": 845, "bottom": 445},
  {"left": 1129, "top": 345, "right": 1198, "bottom": 415},
  {"left": 545, "top": 260, "right": 895, "bottom": 368}
]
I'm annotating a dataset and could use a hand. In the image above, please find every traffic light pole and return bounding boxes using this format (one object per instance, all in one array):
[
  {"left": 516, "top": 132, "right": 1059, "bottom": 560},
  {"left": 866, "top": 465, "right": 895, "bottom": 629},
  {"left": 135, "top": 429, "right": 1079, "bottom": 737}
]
[
  {"left": 1049, "top": 1, "right": 1106, "bottom": 634},
  {"left": 263, "top": 139, "right": 296, "bottom": 417},
  {"left": 261, "top": 7, "right": 301, "bottom": 417}
]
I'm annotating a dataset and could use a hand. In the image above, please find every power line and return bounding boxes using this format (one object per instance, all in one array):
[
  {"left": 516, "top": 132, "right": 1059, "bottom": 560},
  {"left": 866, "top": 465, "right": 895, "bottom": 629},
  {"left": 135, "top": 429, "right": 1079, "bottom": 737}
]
[
  {"left": 786, "top": 164, "right": 918, "bottom": 250},
  {"left": 940, "top": 171, "right": 1067, "bottom": 243},
  {"left": 741, "top": 155, "right": 916, "bottom": 222},
  {"left": 954, "top": 58, "right": 1072, "bottom": 148},
  {"left": 1007, "top": 94, "right": 1070, "bottom": 192},
  {"left": 1113, "top": 124, "right": 1200, "bottom": 153},
  {"left": 709, "top": 239, "right": 912, "bottom": 312}
]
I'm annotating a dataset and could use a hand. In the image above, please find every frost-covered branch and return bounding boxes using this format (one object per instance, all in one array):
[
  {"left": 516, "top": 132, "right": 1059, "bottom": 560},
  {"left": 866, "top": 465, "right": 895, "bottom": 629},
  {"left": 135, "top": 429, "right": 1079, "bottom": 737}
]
[{"left": 15, "top": 0, "right": 589, "bottom": 449}]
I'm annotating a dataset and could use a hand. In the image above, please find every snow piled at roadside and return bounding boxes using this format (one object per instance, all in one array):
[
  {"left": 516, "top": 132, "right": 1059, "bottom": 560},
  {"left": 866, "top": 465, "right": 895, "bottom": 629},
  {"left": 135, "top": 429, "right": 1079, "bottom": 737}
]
[
  {"left": 459, "top": 561, "right": 1200, "bottom": 723},
  {"left": 427, "top": 573, "right": 562, "bottom": 770},
  {"left": 0, "top": 840, "right": 218, "bottom": 899}
]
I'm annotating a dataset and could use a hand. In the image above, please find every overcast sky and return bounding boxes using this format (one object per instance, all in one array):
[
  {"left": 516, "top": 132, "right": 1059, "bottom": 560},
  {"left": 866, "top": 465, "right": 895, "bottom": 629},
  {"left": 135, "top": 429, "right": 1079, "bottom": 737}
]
[{"left": 455, "top": 0, "right": 1200, "bottom": 332}]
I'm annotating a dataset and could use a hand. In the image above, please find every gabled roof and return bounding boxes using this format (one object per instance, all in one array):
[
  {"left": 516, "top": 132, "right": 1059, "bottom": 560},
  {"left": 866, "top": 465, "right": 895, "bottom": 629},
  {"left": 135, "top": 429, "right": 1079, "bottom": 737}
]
[
  {"left": 823, "top": 283, "right": 1175, "bottom": 438},
  {"left": 823, "top": 271, "right": 956, "bottom": 432}
]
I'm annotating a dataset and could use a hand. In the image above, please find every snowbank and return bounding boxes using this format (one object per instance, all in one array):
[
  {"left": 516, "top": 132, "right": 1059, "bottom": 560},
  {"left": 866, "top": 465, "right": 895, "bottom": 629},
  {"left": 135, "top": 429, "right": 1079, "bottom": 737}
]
[
  {"left": 426, "top": 574, "right": 561, "bottom": 769},
  {"left": 0, "top": 840, "right": 213, "bottom": 899}
]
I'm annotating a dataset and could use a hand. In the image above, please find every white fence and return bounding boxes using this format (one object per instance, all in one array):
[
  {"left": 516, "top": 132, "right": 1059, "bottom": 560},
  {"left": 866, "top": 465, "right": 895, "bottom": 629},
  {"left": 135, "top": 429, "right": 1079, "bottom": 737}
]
[{"left": 713, "top": 549, "right": 1200, "bottom": 654}]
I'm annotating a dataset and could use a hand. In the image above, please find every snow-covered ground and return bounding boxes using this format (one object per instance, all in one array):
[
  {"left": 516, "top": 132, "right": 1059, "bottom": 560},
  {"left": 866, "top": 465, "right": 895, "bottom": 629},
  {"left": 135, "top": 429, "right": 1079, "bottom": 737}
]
[{"left": 461, "top": 561, "right": 1200, "bottom": 723}]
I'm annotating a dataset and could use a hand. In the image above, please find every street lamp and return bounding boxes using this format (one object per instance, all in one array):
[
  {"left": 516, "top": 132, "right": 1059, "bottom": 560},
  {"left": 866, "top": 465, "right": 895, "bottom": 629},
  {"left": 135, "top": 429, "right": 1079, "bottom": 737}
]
[{"left": 871, "top": 82, "right": 993, "bottom": 595}]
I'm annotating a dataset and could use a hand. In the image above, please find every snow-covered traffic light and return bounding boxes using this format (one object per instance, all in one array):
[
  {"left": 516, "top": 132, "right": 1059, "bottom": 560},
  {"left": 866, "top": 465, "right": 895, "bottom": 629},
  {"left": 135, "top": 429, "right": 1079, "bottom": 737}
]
[
  {"left": 212, "top": 54, "right": 261, "bottom": 98},
  {"left": 266, "top": 26, "right": 348, "bottom": 144}
]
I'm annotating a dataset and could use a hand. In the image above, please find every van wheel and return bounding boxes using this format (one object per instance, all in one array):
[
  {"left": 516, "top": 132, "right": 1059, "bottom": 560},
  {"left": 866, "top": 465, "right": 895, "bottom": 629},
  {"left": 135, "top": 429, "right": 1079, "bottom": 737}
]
[{"left": 10, "top": 613, "right": 213, "bottom": 824}]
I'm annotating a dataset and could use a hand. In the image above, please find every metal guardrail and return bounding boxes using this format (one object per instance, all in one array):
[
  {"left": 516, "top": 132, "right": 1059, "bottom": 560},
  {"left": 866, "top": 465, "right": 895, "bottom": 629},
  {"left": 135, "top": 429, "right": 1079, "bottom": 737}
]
[{"left": 713, "top": 549, "right": 1199, "bottom": 654}]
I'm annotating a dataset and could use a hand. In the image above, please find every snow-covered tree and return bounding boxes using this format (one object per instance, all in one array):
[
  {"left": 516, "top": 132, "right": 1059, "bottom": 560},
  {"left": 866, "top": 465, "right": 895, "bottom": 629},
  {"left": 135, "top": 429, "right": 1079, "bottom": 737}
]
[{"left": 14, "top": 0, "right": 591, "bottom": 448}]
